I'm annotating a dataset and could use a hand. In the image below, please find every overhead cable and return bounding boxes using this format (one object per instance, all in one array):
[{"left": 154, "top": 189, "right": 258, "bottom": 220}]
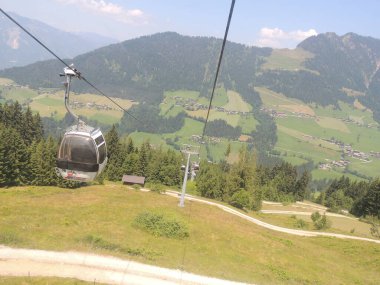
[{"left": 201, "top": 0, "right": 236, "bottom": 141}]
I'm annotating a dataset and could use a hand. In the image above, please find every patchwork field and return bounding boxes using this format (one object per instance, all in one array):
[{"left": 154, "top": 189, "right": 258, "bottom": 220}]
[{"left": 255, "top": 85, "right": 380, "bottom": 180}]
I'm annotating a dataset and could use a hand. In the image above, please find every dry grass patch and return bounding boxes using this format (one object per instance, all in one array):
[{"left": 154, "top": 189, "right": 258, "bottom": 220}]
[
  {"left": 341, "top": 87, "right": 365, "bottom": 97},
  {"left": 0, "top": 77, "right": 14, "bottom": 85},
  {"left": 353, "top": 99, "right": 368, "bottom": 110},
  {"left": 279, "top": 104, "right": 315, "bottom": 116},
  {"left": 315, "top": 116, "right": 351, "bottom": 133}
]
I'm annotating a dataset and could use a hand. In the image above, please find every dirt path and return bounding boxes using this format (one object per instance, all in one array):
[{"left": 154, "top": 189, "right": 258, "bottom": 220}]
[
  {"left": 165, "top": 191, "right": 380, "bottom": 244},
  {"left": 260, "top": 210, "right": 358, "bottom": 220},
  {"left": 0, "top": 246, "right": 250, "bottom": 285}
]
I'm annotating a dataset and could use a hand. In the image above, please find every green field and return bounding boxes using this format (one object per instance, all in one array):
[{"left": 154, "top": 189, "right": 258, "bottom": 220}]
[
  {"left": 256, "top": 86, "right": 315, "bottom": 115},
  {"left": 1, "top": 87, "right": 39, "bottom": 103},
  {"left": 127, "top": 131, "right": 170, "bottom": 148},
  {"left": 281, "top": 156, "right": 310, "bottom": 166},
  {"left": 238, "top": 115, "right": 258, "bottom": 133},
  {"left": 223, "top": 90, "right": 252, "bottom": 112},
  {"left": 313, "top": 101, "right": 377, "bottom": 126},
  {"left": 275, "top": 128, "right": 341, "bottom": 163},
  {"left": 0, "top": 82, "right": 135, "bottom": 125},
  {"left": 0, "top": 185, "right": 379, "bottom": 285},
  {"left": 260, "top": 48, "right": 315, "bottom": 72}
]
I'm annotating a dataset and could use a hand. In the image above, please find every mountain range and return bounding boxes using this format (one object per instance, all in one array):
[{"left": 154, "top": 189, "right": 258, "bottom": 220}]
[
  {"left": 0, "top": 12, "right": 117, "bottom": 70},
  {"left": 1, "top": 30, "right": 380, "bottom": 121}
]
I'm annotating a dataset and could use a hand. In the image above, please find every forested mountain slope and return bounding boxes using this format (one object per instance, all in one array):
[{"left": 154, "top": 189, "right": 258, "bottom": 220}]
[{"left": 1, "top": 31, "right": 380, "bottom": 118}]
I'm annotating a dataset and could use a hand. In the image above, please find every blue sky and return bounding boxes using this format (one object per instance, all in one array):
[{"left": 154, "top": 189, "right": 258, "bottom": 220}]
[{"left": 2, "top": 0, "right": 380, "bottom": 48}]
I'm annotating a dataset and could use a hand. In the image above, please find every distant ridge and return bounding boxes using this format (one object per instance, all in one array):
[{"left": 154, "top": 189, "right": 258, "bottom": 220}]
[{"left": 0, "top": 12, "right": 117, "bottom": 70}]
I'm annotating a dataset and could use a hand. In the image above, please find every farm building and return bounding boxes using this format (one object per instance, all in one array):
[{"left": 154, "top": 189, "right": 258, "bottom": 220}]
[{"left": 122, "top": 175, "right": 145, "bottom": 186}]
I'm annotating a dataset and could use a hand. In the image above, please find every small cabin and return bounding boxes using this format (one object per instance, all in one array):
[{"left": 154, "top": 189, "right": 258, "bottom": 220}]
[{"left": 122, "top": 175, "right": 145, "bottom": 186}]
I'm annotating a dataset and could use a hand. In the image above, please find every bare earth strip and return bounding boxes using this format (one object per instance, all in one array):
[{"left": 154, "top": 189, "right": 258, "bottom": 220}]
[{"left": 0, "top": 246, "right": 250, "bottom": 285}]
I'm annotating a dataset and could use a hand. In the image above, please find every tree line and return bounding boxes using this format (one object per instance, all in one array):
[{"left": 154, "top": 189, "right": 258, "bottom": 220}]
[
  {"left": 317, "top": 176, "right": 380, "bottom": 219},
  {"left": 1, "top": 101, "right": 379, "bottom": 219},
  {"left": 195, "top": 147, "right": 310, "bottom": 210},
  {"left": 0, "top": 102, "right": 183, "bottom": 188}
]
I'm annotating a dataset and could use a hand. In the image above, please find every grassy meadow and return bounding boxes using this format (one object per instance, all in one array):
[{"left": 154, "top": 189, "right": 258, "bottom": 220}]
[
  {"left": 0, "top": 185, "right": 379, "bottom": 285},
  {"left": 256, "top": 85, "right": 380, "bottom": 181},
  {"left": 0, "top": 79, "right": 135, "bottom": 125},
  {"left": 260, "top": 48, "right": 315, "bottom": 72}
]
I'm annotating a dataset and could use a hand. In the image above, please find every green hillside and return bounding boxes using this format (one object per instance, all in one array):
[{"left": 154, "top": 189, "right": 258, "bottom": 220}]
[
  {"left": 2, "top": 31, "right": 380, "bottom": 181},
  {"left": 1, "top": 185, "right": 379, "bottom": 285}
]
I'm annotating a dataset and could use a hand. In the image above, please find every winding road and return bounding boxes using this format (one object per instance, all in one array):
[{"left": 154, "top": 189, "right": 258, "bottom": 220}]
[{"left": 164, "top": 190, "right": 380, "bottom": 243}]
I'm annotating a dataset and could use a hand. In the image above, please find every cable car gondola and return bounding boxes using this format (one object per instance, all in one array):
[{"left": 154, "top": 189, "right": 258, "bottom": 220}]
[{"left": 55, "top": 66, "right": 107, "bottom": 182}]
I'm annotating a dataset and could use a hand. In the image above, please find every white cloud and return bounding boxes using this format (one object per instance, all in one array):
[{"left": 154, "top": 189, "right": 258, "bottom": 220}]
[
  {"left": 255, "top": 27, "right": 318, "bottom": 48},
  {"left": 56, "top": 0, "right": 145, "bottom": 24}
]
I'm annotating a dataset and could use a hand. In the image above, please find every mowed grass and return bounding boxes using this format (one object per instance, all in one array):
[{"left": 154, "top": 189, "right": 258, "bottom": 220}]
[
  {"left": 0, "top": 277, "right": 102, "bottom": 284},
  {"left": 347, "top": 159, "right": 380, "bottom": 179},
  {"left": 313, "top": 101, "right": 377, "bottom": 126},
  {"left": 256, "top": 87, "right": 314, "bottom": 115},
  {"left": 315, "top": 116, "right": 350, "bottom": 133},
  {"left": 0, "top": 185, "right": 379, "bottom": 285},
  {"left": 223, "top": 90, "right": 252, "bottom": 112},
  {"left": 275, "top": 126, "right": 341, "bottom": 163},
  {"left": 127, "top": 132, "right": 169, "bottom": 148},
  {"left": 281, "top": 156, "right": 309, "bottom": 166},
  {"left": 278, "top": 116, "right": 380, "bottom": 152},
  {"left": 1, "top": 87, "right": 39, "bottom": 103},
  {"left": 260, "top": 48, "right": 315, "bottom": 71},
  {"left": 238, "top": 115, "right": 258, "bottom": 133},
  {"left": 30, "top": 97, "right": 67, "bottom": 119}
]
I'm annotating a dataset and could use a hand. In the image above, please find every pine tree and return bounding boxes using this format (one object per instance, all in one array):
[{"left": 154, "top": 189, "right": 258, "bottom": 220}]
[
  {"left": 137, "top": 141, "right": 151, "bottom": 177},
  {"left": 22, "top": 106, "right": 35, "bottom": 144},
  {"left": 105, "top": 125, "right": 120, "bottom": 159},
  {"left": 0, "top": 127, "right": 29, "bottom": 186}
]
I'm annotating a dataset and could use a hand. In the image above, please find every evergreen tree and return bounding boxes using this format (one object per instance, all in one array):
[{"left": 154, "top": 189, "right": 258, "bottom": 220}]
[
  {"left": 196, "top": 161, "right": 225, "bottom": 200},
  {"left": 137, "top": 141, "right": 151, "bottom": 177},
  {"left": 29, "top": 137, "right": 59, "bottom": 186},
  {"left": 0, "top": 127, "right": 29, "bottom": 186},
  {"left": 105, "top": 124, "right": 120, "bottom": 159},
  {"left": 361, "top": 179, "right": 380, "bottom": 218},
  {"left": 294, "top": 171, "right": 311, "bottom": 201}
]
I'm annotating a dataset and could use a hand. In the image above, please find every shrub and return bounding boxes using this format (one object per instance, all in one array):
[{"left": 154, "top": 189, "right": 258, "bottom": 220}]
[
  {"left": 294, "top": 218, "right": 308, "bottom": 229},
  {"left": 133, "top": 211, "right": 189, "bottom": 239},
  {"left": 314, "top": 214, "right": 332, "bottom": 230},
  {"left": 229, "top": 190, "right": 250, "bottom": 209},
  {"left": 311, "top": 211, "right": 321, "bottom": 222},
  {"left": 370, "top": 222, "right": 380, "bottom": 238},
  {"left": 132, "top": 184, "right": 141, "bottom": 190},
  {"left": 150, "top": 183, "right": 165, "bottom": 194}
]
